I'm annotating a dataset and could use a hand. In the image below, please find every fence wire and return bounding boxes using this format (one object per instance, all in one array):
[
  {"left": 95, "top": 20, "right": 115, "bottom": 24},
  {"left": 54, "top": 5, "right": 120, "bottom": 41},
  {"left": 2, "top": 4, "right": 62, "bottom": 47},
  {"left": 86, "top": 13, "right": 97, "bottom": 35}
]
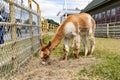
[
  {"left": 0, "top": 0, "right": 62, "bottom": 78},
  {"left": 0, "top": 0, "right": 41, "bottom": 78}
]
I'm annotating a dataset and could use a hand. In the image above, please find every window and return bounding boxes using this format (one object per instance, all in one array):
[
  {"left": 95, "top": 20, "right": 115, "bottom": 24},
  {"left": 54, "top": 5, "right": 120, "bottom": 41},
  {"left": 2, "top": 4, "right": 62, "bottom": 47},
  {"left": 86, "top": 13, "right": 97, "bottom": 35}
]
[
  {"left": 107, "top": 10, "right": 111, "bottom": 16},
  {"left": 102, "top": 12, "right": 105, "bottom": 18},
  {"left": 111, "top": 8, "right": 116, "bottom": 15},
  {"left": 116, "top": 6, "right": 120, "bottom": 14},
  {"left": 95, "top": 14, "right": 98, "bottom": 19},
  {"left": 98, "top": 13, "right": 101, "bottom": 19}
]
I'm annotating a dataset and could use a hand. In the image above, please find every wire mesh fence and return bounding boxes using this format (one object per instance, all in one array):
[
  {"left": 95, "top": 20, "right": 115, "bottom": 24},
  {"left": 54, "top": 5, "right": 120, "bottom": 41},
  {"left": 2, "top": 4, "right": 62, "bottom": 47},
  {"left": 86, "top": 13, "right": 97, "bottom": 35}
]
[{"left": 0, "top": 0, "right": 41, "bottom": 78}]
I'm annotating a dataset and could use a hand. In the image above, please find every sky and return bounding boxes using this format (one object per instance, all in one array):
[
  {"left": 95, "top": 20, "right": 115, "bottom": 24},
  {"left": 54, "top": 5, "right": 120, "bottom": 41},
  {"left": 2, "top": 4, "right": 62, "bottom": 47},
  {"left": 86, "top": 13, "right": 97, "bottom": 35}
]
[{"left": 36, "top": 0, "right": 92, "bottom": 23}]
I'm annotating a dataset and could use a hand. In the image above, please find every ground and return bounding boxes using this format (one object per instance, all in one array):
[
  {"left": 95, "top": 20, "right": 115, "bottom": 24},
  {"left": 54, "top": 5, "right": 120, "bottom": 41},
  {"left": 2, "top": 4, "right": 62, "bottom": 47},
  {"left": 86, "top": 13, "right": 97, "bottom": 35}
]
[
  {"left": 4, "top": 37, "right": 120, "bottom": 80},
  {"left": 7, "top": 56, "right": 98, "bottom": 80}
]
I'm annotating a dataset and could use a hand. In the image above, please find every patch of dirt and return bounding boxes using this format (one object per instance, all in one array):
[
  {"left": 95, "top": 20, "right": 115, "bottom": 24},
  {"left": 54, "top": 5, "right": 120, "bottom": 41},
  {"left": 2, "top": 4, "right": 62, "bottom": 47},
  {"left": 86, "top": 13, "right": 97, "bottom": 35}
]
[{"left": 6, "top": 56, "right": 99, "bottom": 80}]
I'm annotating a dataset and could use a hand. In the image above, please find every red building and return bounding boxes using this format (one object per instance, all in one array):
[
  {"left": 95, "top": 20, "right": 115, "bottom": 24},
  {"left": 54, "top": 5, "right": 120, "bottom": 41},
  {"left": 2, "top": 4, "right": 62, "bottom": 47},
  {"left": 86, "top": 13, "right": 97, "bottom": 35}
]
[{"left": 83, "top": 0, "right": 120, "bottom": 24}]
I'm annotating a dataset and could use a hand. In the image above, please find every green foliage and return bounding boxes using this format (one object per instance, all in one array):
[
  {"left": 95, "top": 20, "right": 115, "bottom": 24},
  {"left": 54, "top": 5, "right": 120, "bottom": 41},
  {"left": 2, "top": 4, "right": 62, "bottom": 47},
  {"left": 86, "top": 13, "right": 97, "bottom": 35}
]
[
  {"left": 24, "top": 19, "right": 36, "bottom": 25},
  {"left": 42, "top": 35, "right": 52, "bottom": 44},
  {"left": 52, "top": 42, "right": 63, "bottom": 57},
  {"left": 46, "top": 19, "right": 59, "bottom": 26}
]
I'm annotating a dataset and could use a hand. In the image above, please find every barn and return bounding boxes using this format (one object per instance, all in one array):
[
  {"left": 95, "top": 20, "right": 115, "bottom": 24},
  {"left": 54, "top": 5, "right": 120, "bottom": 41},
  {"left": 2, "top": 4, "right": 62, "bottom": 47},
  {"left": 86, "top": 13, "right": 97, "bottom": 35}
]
[
  {"left": 83, "top": 0, "right": 120, "bottom": 24},
  {"left": 82, "top": 0, "right": 120, "bottom": 38}
]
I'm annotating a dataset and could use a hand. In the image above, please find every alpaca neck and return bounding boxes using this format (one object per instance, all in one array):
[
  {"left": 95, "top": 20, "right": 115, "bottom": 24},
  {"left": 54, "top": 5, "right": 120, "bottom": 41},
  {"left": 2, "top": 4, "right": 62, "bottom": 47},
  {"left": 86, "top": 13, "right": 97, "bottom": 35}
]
[{"left": 50, "top": 26, "right": 65, "bottom": 51}]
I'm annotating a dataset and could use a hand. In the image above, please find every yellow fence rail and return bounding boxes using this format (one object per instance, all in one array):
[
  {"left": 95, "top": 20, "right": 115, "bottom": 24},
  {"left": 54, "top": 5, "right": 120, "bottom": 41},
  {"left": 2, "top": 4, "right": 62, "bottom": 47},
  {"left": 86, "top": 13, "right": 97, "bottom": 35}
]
[
  {"left": 0, "top": 0, "right": 41, "bottom": 78},
  {"left": 41, "top": 20, "right": 58, "bottom": 34}
]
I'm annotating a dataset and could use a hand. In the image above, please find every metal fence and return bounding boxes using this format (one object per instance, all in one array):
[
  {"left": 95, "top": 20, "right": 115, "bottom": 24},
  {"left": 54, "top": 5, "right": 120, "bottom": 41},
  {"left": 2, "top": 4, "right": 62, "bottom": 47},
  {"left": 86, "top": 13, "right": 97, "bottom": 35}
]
[
  {"left": 0, "top": 0, "right": 41, "bottom": 78},
  {"left": 95, "top": 22, "right": 120, "bottom": 38}
]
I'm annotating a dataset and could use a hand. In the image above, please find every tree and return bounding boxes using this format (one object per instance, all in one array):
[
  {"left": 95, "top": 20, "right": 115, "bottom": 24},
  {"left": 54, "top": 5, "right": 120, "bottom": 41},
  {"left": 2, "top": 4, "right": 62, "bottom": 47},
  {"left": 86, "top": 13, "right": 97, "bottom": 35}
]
[
  {"left": 24, "top": 19, "right": 36, "bottom": 25},
  {"left": 46, "top": 19, "right": 59, "bottom": 26}
]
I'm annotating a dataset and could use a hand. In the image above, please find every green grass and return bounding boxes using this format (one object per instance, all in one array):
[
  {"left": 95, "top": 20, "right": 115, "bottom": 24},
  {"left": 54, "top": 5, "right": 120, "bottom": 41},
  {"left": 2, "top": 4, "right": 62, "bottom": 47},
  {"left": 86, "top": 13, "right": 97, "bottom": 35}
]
[
  {"left": 42, "top": 35, "right": 120, "bottom": 80},
  {"left": 79, "top": 38, "right": 120, "bottom": 80},
  {"left": 42, "top": 35, "right": 52, "bottom": 44}
]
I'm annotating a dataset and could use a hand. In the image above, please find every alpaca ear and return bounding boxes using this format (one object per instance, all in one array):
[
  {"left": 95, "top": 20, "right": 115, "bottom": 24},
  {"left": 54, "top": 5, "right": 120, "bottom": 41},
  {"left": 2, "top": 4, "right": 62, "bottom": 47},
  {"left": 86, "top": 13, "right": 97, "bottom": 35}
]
[{"left": 46, "top": 41, "right": 51, "bottom": 49}]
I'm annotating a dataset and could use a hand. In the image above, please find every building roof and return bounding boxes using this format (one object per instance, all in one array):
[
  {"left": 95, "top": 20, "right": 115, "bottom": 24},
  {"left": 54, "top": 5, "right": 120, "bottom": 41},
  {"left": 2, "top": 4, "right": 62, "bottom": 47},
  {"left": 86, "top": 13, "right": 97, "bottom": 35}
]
[
  {"left": 64, "top": 9, "right": 81, "bottom": 15},
  {"left": 84, "top": 0, "right": 111, "bottom": 12},
  {"left": 57, "top": 9, "right": 81, "bottom": 17}
]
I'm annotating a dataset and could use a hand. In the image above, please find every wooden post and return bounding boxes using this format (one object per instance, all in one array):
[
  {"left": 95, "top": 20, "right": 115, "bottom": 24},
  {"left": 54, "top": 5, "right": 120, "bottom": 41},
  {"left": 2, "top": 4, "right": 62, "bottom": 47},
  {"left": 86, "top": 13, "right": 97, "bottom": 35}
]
[
  {"left": 28, "top": 0, "right": 34, "bottom": 54},
  {"left": 10, "top": 0, "right": 17, "bottom": 69},
  {"left": 37, "top": 4, "right": 42, "bottom": 48},
  {"left": 114, "top": 24, "right": 116, "bottom": 37},
  {"left": 107, "top": 24, "right": 109, "bottom": 38},
  {"left": 45, "top": 20, "right": 48, "bottom": 33},
  {"left": 10, "top": 0, "right": 16, "bottom": 40},
  {"left": 37, "top": 5, "right": 42, "bottom": 38}
]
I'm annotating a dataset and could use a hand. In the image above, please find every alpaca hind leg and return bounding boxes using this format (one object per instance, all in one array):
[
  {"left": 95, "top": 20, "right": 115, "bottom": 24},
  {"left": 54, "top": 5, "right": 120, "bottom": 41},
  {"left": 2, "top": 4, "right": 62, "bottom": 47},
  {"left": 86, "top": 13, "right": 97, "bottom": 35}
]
[
  {"left": 89, "top": 35, "right": 95, "bottom": 56},
  {"left": 63, "top": 37, "right": 69, "bottom": 60}
]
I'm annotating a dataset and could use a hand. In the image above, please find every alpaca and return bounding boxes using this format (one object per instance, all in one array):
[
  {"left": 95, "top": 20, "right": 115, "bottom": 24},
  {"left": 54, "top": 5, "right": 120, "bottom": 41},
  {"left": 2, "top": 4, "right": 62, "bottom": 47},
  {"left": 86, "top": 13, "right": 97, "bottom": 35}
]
[{"left": 40, "top": 13, "right": 96, "bottom": 64}]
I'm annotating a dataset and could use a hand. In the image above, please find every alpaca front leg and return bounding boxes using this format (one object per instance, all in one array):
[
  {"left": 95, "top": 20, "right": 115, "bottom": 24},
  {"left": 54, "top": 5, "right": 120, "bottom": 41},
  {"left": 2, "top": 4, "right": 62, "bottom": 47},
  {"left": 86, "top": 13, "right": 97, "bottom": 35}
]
[
  {"left": 73, "top": 35, "right": 80, "bottom": 59},
  {"left": 63, "top": 37, "right": 69, "bottom": 60},
  {"left": 81, "top": 36, "right": 88, "bottom": 56}
]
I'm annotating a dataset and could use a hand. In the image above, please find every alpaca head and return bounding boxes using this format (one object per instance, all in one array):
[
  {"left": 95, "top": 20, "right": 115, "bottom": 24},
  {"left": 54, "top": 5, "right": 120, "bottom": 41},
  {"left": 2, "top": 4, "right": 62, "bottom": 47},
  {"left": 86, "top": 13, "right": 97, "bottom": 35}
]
[{"left": 39, "top": 40, "right": 51, "bottom": 65}]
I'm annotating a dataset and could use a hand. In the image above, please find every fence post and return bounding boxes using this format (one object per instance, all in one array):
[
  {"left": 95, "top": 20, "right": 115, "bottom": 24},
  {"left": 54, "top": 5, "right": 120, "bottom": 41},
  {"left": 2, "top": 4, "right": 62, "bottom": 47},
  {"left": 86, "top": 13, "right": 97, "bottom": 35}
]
[
  {"left": 45, "top": 20, "right": 48, "bottom": 33},
  {"left": 113, "top": 24, "right": 116, "bottom": 37},
  {"left": 28, "top": 0, "right": 34, "bottom": 55},
  {"left": 107, "top": 24, "right": 109, "bottom": 38},
  {"left": 37, "top": 4, "right": 42, "bottom": 49},
  {"left": 10, "top": 0, "right": 17, "bottom": 70},
  {"left": 10, "top": 1, "right": 16, "bottom": 40}
]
